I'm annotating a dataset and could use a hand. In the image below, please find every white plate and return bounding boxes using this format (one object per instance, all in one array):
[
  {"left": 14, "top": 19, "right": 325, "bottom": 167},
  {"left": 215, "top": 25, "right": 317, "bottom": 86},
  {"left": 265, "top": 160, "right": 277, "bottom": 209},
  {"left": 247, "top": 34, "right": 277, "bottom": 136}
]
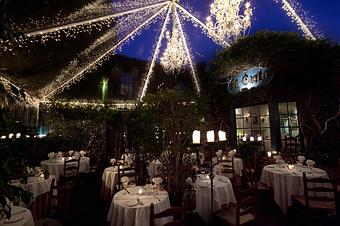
[{"left": 119, "top": 199, "right": 138, "bottom": 207}]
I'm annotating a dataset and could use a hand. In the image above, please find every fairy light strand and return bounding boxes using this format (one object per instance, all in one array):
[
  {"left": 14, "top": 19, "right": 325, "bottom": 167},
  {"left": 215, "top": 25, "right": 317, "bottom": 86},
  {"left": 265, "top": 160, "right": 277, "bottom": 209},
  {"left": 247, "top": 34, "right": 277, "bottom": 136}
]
[
  {"left": 41, "top": 4, "right": 169, "bottom": 99},
  {"left": 173, "top": 5, "right": 200, "bottom": 94},
  {"left": 139, "top": 4, "right": 172, "bottom": 100},
  {"left": 274, "top": 0, "right": 316, "bottom": 40}
]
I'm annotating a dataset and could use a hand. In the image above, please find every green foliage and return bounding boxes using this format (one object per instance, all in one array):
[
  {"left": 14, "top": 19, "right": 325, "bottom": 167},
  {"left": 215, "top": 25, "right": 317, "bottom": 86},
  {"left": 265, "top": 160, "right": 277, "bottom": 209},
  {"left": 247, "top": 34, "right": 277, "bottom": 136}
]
[{"left": 126, "top": 89, "right": 207, "bottom": 196}]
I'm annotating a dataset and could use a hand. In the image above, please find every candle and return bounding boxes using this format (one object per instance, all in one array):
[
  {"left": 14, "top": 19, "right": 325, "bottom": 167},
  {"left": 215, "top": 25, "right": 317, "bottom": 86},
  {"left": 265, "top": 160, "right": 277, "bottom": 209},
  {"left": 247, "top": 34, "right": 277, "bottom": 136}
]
[
  {"left": 288, "top": 164, "right": 294, "bottom": 170},
  {"left": 138, "top": 188, "right": 143, "bottom": 195},
  {"left": 222, "top": 156, "right": 226, "bottom": 160},
  {"left": 267, "top": 151, "right": 272, "bottom": 158},
  {"left": 206, "top": 175, "right": 210, "bottom": 179},
  {"left": 62, "top": 157, "right": 65, "bottom": 161}
]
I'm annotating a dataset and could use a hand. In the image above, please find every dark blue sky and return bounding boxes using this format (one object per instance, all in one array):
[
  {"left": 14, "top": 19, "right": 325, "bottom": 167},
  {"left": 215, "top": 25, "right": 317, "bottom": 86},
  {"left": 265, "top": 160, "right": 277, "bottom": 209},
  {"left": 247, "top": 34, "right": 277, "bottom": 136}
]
[{"left": 119, "top": 0, "right": 340, "bottom": 63}]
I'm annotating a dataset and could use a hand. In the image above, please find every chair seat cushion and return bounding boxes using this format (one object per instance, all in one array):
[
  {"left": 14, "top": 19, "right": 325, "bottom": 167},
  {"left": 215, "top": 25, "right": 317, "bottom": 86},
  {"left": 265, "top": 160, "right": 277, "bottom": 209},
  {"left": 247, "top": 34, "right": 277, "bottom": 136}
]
[
  {"left": 292, "top": 195, "right": 336, "bottom": 210},
  {"left": 215, "top": 206, "right": 255, "bottom": 226}
]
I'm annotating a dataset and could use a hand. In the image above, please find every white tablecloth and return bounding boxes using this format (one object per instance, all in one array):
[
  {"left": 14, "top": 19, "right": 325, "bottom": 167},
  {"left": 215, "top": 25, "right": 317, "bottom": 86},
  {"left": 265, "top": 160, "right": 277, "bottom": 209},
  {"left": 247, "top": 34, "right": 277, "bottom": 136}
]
[
  {"left": 107, "top": 186, "right": 171, "bottom": 226},
  {"left": 0, "top": 206, "right": 34, "bottom": 226},
  {"left": 212, "top": 157, "right": 243, "bottom": 175},
  {"left": 194, "top": 174, "right": 236, "bottom": 222},
  {"left": 10, "top": 175, "right": 56, "bottom": 200},
  {"left": 101, "top": 166, "right": 119, "bottom": 202},
  {"left": 260, "top": 164, "right": 330, "bottom": 214},
  {"left": 40, "top": 157, "right": 90, "bottom": 181},
  {"left": 147, "top": 160, "right": 162, "bottom": 178}
]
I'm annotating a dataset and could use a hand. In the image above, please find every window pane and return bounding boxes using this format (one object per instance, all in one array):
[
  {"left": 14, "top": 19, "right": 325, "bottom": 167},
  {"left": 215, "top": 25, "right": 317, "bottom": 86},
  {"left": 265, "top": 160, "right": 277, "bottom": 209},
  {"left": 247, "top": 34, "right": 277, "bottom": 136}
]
[
  {"left": 244, "top": 118, "right": 251, "bottom": 128},
  {"left": 280, "top": 115, "right": 290, "bottom": 127},
  {"left": 281, "top": 127, "right": 290, "bottom": 139},
  {"left": 290, "top": 115, "right": 299, "bottom": 127},
  {"left": 259, "top": 104, "right": 269, "bottom": 115},
  {"left": 236, "top": 129, "right": 244, "bottom": 139},
  {"left": 287, "top": 102, "right": 297, "bottom": 114},
  {"left": 260, "top": 115, "right": 270, "bottom": 127},
  {"left": 236, "top": 118, "right": 243, "bottom": 128},
  {"left": 251, "top": 105, "right": 259, "bottom": 116},
  {"left": 291, "top": 128, "right": 299, "bottom": 137},
  {"left": 244, "top": 129, "right": 252, "bottom": 137},
  {"left": 264, "top": 140, "right": 271, "bottom": 151},
  {"left": 278, "top": 103, "right": 287, "bottom": 114},
  {"left": 262, "top": 128, "right": 271, "bottom": 140},
  {"left": 252, "top": 116, "right": 260, "bottom": 128},
  {"left": 235, "top": 108, "right": 242, "bottom": 118},
  {"left": 243, "top": 107, "right": 250, "bottom": 118}
]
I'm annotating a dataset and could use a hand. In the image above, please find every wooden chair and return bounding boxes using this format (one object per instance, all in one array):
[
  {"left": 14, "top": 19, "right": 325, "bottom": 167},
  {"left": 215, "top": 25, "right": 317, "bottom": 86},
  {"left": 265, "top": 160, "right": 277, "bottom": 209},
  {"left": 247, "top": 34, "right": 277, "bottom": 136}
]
[
  {"left": 219, "top": 157, "right": 236, "bottom": 187},
  {"left": 149, "top": 203, "right": 186, "bottom": 226},
  {"left": 215, "top": 187, "right": 256, "bottom": 226},
  {"left": 292, "top": 172, "right": 337, "bottom": 217},
  {"left": 60, "top": 158, "right": 80, "bottom": 190},
  {"left": 116, "top": 166, "right": 138, "bottom": 191}
]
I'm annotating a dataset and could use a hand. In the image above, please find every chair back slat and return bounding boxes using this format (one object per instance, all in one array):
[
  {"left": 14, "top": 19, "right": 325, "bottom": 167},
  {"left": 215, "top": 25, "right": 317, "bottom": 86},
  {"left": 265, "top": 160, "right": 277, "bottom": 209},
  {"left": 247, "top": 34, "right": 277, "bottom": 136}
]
[
  {"left": 150, "top": 203, "right": 185, "bottom": 226},
  {"left": 302, "top": 172, "right": 337, "bottom": 209},
  {"left": 117, "top": 165, "right": 138, "bottom": 191}
]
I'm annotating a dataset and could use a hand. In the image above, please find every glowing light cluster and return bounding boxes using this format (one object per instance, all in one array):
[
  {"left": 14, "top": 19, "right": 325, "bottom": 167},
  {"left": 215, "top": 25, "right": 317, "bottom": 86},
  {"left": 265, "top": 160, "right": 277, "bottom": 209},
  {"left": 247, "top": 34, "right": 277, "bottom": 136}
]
[
  {"left": 39, "top": 3, "right": 169, "bottom": 100},
  {"left": 274, "top": 0, "right": 316, "bottom": 40},
  {"left": 206, "top": 0, "right": 253, "bottom": 43},
  {"left": 40, "top": 100, "right": 136, "bottom": 110},
  {"left": 0, "top": 75, "right": 39, "bottom": 107},
  {"left": 160, "top": 22, "right": 190, "bottom": 74}
]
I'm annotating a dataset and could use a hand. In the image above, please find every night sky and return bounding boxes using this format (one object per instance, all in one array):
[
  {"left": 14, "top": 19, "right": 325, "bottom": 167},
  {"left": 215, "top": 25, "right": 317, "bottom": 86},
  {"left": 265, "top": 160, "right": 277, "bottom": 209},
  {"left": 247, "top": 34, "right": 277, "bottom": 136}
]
[{"left": 120, "top": 0, "right": 340, "bottom": 63}]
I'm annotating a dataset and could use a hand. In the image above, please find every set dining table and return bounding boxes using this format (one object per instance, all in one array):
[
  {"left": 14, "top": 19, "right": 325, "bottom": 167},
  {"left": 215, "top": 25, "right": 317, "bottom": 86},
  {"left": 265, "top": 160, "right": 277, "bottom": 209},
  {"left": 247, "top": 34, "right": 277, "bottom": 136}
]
[
  {"left": 0, "top": 206, "right": 34, "bottom": 226},
  {"left": 193, "top": 174, "right": 236, "bottom": 222},
  {"left": 260, "top": 164, "right": 331, "bottom": 214},
  {"left": 40, "top": 157, "right": 90, "bottom": 181},
  {"left": 106, "top": 185, "right": 171, "bottom": 226},
  {"left": 9, "top": 175, "right": 56, "bottom": 201}
]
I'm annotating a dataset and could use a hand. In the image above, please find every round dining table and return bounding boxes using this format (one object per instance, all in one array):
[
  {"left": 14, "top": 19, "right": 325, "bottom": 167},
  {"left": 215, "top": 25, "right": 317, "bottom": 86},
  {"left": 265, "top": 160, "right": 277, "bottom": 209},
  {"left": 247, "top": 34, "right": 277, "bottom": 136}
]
[
  {"left": 40, "top": 157, "right": 90, "bottom": 181},
  {"left": 194, "top": 174, "right": 236, "bottom": 222},
  {"left": 10, "top": 175, "right": 56, "bottom": 201},
  {"left": 101, "top": 166, "right": 119, "bottom": 202},
  {"left": 0, "top": 206, "right": 34, "bottom": 226},
  {"left": 107, "top": 186, "right": 171, "bottom": 226},
  {"left": 260, "top": 164, "right": 330, "bottom": 214}
]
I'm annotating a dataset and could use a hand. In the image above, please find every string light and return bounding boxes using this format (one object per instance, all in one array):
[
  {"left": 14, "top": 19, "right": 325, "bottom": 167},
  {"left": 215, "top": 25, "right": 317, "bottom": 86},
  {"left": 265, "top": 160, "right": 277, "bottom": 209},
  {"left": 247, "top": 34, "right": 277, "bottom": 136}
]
[
  {"left": 0, "top": 75, "right": 39, "bottom": 107},
  {"left": 40, "top": 100, "right": 136, "bottom": 110},
  {"left": 274, "top": 0, "right": 317, "bottom": 40}
]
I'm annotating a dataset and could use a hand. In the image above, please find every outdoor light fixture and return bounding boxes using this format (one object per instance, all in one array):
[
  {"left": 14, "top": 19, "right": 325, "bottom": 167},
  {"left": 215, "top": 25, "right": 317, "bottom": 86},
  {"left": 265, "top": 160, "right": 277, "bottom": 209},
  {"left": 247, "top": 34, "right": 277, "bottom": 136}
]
[
  {"left": 16, "top": 133, "right": 21, "bottom": 139},
  {"left": 218, "top": 130, "right": 226, "bottom": 141},
  {"left": 0, "top": 135, "right": 6, "bottom": 139},
  {"left": 192, "top": 130, "right": 201, "bottom": 144},
  {"left": 207, "top": 130, "right": 215, "bottom": 142},
  {"left": 250, "top": 136, "right": 255, "bottom": 142},
  {"left": 257, "top": 136, "right": 262, "bottom": 141},
  {"left": 8, "top": 133, "right": 14, "bottom": 139},
  {"left": 242, "top": 136, "right": 247, "bottom": 141}
]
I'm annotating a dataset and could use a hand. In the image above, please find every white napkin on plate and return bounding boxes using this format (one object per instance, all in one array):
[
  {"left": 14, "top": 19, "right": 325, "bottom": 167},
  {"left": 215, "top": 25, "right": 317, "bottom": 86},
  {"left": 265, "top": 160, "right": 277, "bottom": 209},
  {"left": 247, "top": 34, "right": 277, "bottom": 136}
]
[
  {"left": 47, "top": 152, "right": 55, "bottom": 159},
  {"left": 306, "top": 159, "right": 315, "bottom": 167}
]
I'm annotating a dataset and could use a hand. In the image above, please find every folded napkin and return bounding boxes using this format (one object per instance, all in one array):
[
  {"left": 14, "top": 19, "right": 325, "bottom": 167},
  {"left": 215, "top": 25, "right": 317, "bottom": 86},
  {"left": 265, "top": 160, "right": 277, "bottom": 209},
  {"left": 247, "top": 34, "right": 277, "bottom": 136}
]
[
  {"left": 306, "top": 159, "right": 315, "bottom": 167},
  {"left": 216, "top": 149, "right": 223, "bottom": 157},
  {"left": 80, "top": 150, "right": 87, "bottom": 157},
  {"left": 56, "top": 152, "right": 63, "bottom": 158},
  {"left": 47, "top": 152, "right": 55, "bottom": 159},
  {"left": 297, "top": 155, "right": 305, "bottom": 162},
  {"left": 110, "top": 158, "right": 116, "bottom": 165}
]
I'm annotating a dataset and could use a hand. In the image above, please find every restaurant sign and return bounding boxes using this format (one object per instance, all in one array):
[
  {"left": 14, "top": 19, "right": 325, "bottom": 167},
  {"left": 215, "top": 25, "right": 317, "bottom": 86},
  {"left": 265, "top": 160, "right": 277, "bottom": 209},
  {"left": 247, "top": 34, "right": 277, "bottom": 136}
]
[{"left": 227, "top": 66, "right": 273, "bottom": 94}]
